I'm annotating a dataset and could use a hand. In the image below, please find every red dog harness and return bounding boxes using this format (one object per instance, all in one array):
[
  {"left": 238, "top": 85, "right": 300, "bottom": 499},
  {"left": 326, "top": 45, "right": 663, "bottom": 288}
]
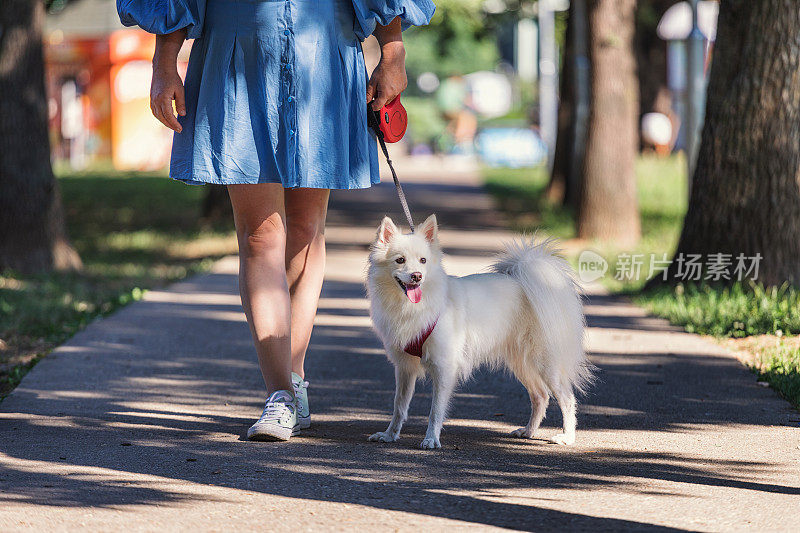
[{"left": 403, "top": 317, "right": 438, "bottom": 358}]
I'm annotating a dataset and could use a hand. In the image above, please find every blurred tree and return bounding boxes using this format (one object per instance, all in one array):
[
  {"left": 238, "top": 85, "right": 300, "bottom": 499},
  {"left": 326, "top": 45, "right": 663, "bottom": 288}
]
[
  {"left": 634, "top": 0, "right": 673, "bottom": 121},
  {"left": 0, "top": 0, "right": 81, "bottom": 272},
  {"left": 404, "top": 0, "right": 500, "bottom": 88},
  {"left": 202, "top": 185, "right": 232, "bottom": 222},
  {"left": 577, "top": 0, "right": 641, "bottom": 246},
  {"left": 664, "top": 0, "right": 800, "bottom": 286},
  {"left": 550, "top": 0, "right": 671, "bottom": 208},
  {"left": 547, "top": 0, "right": 589, "bottom": 209},
  {"left": 547, "top": 0, "right": 576, "bottom": 206}
]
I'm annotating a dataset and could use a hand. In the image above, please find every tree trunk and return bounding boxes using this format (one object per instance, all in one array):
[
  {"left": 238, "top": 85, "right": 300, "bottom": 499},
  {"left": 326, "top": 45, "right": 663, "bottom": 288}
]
[
  {"left": 547, "top": 2, "right": 576, "bottom": 206},
  {"left": 548, "top": 0, "right": 589, "bottom": 210},
  {"left": 577, "top": 0, "right": 640, "bottom": 247},
  {"left": 201, "top": 185, "right": 232, "bottom": 222},
  {"left": 664, "top": 0, "right": 800, "bottom": 287},
  {"left": 0, "top": 0, "right": 81, "bottom": 273}
]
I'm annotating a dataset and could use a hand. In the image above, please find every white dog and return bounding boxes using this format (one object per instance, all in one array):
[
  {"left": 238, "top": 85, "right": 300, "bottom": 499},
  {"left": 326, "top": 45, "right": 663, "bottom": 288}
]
[{"left": 366, "top": 215, "right": 592, "bottom": 449}]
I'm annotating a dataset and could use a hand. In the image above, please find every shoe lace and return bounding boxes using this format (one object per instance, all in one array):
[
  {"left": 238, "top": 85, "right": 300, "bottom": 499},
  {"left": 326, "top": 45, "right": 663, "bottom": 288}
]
[
  {"left": 260, "top": 399, "right": 294, "bottom": 422},
  {"left": 293, "top": 380, "right": 309, "bottom": 393}
]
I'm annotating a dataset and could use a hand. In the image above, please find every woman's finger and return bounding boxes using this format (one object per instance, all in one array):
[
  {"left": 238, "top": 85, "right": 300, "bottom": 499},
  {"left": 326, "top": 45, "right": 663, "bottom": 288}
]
[
  {"left": 385, "top": 87, "right": 400, "bottom": 104},
  {"left": 174, "top": 84, "right": 186, "bottom": 117},
  {"left": 151, "top": 100, "right": 167, "bottom": 127},
  {"left": 159, "top": 96, "right": 182, "bottom": 132},
  {"left": 366, "top": 78, "right": 377, "bottom": 105},
  {"left": 371, "top": 87, "right": 390, "bottom": 110}
]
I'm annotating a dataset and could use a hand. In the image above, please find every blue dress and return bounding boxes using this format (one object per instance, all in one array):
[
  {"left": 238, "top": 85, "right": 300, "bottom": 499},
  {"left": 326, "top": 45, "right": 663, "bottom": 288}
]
[{"left": 117, "top": 0, "right": 435, "bottom": 189}]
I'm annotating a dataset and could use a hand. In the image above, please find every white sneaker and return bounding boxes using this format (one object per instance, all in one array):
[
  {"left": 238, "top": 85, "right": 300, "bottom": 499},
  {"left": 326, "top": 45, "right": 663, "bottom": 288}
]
[
  {"left": 292, "top": 372, "right": 310, "bottom": 429},
  {"left": 247, "top": 390, "right": 298, "bottom": 441}
]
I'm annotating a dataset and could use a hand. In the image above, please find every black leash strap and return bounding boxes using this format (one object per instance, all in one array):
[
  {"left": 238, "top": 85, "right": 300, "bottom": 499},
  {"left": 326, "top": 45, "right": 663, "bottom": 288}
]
[{"left": 368, "top": 108, "right": 415, "bottom": 232}]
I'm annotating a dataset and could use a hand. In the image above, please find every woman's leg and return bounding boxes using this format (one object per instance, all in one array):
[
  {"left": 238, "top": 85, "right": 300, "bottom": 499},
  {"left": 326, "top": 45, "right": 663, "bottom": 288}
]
[
  {"left": 227, "top": 183, "right": 294, "bottom": 395},
  {"left": 283, "top": 188, "right": 330, "bottom": 378}
]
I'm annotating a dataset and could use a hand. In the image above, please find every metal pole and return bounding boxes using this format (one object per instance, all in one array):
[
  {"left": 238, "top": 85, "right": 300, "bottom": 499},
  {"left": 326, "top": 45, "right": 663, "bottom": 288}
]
[
  {"left": 686, "top": 0, "right": 706, "bottom": 185},
  {"left": 539, "top": 0, "right": 558, "bottom": 171}
]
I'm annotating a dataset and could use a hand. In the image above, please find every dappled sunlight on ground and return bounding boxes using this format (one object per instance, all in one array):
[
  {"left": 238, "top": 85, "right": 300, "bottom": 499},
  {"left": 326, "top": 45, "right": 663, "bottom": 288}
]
[{"left": 1, "top": 179, "right": 798, "bottom": 530}]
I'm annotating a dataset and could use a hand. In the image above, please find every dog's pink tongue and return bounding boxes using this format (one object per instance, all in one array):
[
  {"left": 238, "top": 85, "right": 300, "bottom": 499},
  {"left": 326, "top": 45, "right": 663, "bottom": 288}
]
[{"left": 405, "top": 285, "right": 422, "bottom": 303}]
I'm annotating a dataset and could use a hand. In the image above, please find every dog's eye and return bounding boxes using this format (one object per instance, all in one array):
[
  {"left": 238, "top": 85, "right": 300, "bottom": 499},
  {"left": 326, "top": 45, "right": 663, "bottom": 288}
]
[
  {"left": 420, "top": 258, "right": 427, "bottom": 264},
  {"left": 395, "top": 257, "right": 405, "bottom": 264}
]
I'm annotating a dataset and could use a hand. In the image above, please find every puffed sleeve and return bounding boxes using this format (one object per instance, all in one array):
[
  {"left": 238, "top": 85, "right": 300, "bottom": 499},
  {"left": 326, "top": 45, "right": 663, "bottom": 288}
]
[
  {"left": 117, "top": 0, "right": 207, "bottom": 40},
  {"left": 352, "top": 0, "right": 436, "bottom": 41}
]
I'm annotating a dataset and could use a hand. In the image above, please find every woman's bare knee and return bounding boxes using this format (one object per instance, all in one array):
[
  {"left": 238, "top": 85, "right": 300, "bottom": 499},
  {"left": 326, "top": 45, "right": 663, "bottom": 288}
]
[
  {"left": 239, "top": 214, "right": 286, "bottom": 259},
  {"left": 284, "top": 188, "right": 328, "bottom": 249},
  {"left": 227, "top": 184, "right": 287, "bottom": 260},
  {"left": 286, "top": 217, "right": 323, "bottom": 249}
]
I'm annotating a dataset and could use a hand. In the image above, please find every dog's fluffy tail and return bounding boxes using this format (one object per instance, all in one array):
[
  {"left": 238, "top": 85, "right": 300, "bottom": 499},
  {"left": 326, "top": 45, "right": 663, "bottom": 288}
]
[{"left": 490, "top": 237, "right": 594, "bottom": 394}]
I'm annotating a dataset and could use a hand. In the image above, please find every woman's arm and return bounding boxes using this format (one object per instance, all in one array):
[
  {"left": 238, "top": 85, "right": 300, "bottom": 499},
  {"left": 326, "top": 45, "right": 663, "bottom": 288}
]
[
  {"left": 366, "top": 16, "right": 407, "bottom": 111},
  {"left": 151, "top": 29, "right": 187, "bottom": 132}
]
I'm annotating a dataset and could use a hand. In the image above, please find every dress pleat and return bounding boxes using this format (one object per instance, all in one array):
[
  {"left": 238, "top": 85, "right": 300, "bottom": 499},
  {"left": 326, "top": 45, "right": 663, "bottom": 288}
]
[{"left": 117, "top": 0, "right": 435, "bottom": 189}]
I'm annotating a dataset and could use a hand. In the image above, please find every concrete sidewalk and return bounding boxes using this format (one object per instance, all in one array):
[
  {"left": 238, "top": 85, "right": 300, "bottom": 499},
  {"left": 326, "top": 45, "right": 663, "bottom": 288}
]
[{"left": 1, "top": 157, "right": 799, "bottom": 531}]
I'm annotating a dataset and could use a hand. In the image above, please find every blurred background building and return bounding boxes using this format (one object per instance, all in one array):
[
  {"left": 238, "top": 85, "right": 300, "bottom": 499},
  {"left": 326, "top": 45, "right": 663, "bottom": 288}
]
[{"left": 45, "top": 0, "right": 190, "bottom": 171}]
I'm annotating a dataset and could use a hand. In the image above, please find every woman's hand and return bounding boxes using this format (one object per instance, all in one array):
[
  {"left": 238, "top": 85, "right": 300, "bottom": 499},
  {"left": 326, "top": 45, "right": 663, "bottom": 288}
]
[
  {"left": 367, "top": 17, "right": 407, "bottom": 111},
  {"left": 151, "top": 66, "right": 185, "bottom": 132},
  {"left": 151, "top": 31, "right": 187, "bottom": 132}
]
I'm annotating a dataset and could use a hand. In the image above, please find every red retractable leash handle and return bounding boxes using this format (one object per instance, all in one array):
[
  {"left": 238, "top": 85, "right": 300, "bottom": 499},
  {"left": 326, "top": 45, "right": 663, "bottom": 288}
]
[
  {"left": 367, "top": 94, "right": 408, "bottom": 143},
  {"left": 374, "top": 95, "right": 408, "bottom": 143},
  {"left": 368, "top": 94, "right": 415, "bottom": 232}
]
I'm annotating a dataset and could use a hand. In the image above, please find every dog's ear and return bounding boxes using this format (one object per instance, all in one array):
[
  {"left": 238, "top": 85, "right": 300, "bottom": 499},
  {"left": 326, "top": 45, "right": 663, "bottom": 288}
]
[
  {"left": 376, "top": 216, "right": 398, "bottom": 246},
  {"left": 419, "top": 214, "right": 438, "bottom": 244}
]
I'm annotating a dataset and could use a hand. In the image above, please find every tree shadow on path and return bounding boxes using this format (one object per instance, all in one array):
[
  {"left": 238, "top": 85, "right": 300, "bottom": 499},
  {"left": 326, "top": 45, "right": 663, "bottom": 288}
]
[
  {"left": 1, "top": 271, "right": 798, "bottom": 530},
  {"left": 1, "top": 182, "right": 798, "bottom": 530}
]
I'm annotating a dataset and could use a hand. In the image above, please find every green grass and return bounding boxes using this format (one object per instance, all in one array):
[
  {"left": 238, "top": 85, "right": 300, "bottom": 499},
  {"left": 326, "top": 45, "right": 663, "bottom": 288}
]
[
  {"left": 631, "top": 282, "right": 800, "bottom": 338},
  {"left": 483, "top": 164, "right": 575, "bottom": 238},
  {"left": 0, "top": 170, "right": 236, "bottom": 398},
  {"left": 633, "top": 281, "right": 800, "bottom": 408},
  {"left": 482, "top": 155, "right": 800, "bottom": 409},
  {"left": 756, "top": 344, "right": 800, "bottom": 408}
]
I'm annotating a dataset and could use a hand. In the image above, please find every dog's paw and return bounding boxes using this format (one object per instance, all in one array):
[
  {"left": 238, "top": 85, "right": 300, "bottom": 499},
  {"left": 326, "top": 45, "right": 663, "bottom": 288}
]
[
  {"left": 368, "top": 431, "right": 398, "bottom": 443},
  {"left": 510, "top": 427, "right": 535, "bottom": 439},
  {"left": 420, "top": 436, "right": 441, "bottom": 449},
  {"left": 550, "top": 433, "right": 576, "bottom": 446}
]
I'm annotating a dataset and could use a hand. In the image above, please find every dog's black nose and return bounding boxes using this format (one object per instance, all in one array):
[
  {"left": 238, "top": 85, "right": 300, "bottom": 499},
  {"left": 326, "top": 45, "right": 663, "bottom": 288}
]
[{"left": 410, "top": 272, "right": 422, "bottom": 283}]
